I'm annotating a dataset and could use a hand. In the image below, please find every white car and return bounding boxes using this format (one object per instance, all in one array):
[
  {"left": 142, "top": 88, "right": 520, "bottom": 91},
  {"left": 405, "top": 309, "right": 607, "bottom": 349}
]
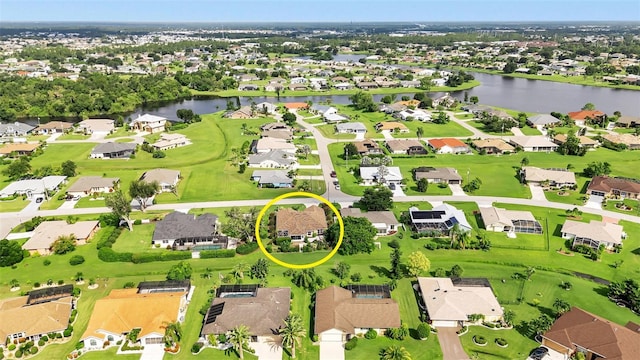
[{"left": 335, "top": 184, "right": 341, "bottom": 190}]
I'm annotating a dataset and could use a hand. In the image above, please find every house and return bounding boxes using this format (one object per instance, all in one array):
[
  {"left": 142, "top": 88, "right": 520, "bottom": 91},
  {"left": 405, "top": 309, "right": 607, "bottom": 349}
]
[
  {"left": 66, "top": 176, "right": 119, "bottom": 198},
  {"left": 140, "top": 169, "right": 181, "bottom": 192},
  {"left": 360, "top": 166, "right": 403, "bottom": 186},
  {"left": 290, "top": 77, "right": 307, "bottom": 84},
  {"left": 255, "top": 102, "right": 278, "bottom": 115},
  {"left": 261, "top": 123, "right": 292, "bottom": 132},
  {"left": 238, "top": 84, "right": 259, "bottom": 91},
  {"left": 417, "top": 277, "right": 503, "bottom": 328},
  {"left": 288, "top": 84, "right": 307, "bottom": 91},
  {"left": 248, "top": 149, "right": 298, "bottom": 169},
  {"left": 562, "top": 220, "right": 624, "bottom": 250},
  {"left": 541, "top": 307, "right": 640, "bottom": 360},
  {"left": 568, "top": 110, "right": 606, "bottom": 126},
  {"left": 276, "top": 205, "right": 328, "bottom": 241},
  {"left": 354, "top": 139, "right": 383, "bottom": 156},
  {"left": 520, "top": 167, "right": 577, "bottom": 188},
  {"left": 397, "top": 109, "right": 431, "bottom": 122},
  {"left": 324, "top": 112, "right": 350, "bottom": 123},
  {"left": 251, "top": 170, "right": 293, "bottom": 188},
  {"left": 76, "top": 119, "right": 115, "bottom": 134},
  {"left": 336, "top": 122, "right": 367, "bottom": 134},
  {"left": 374, "top": 122, "right": 409, "bottom": 133},
  {"left": 130, "top": 114, "right": 167, "bottom": 134},
  {"left": 252, "top": 137, "right": 297, "bottom": 154},
  {"left": 225, "top": 106, "right": 255, "bottom": 119},
  {"left": 0, "top": 142, "right": 42, "bottom": 157},
  {"left": 408, "top": 204, "right": 472, "bottom": 235},
  {"left": 201, "top": 285, "right": 290, "bottom": 347},
  {"left": 0, "top": 122, "right": 34, "bottom": 137},
  {"left": 508, "top": 136, "right": 558, "bottom": 152},
  {"left": 479, "top": 207, "right": 542, "bottom": 234},
  {"left": 22, "top": 220, "right": 99, "bottom": 255},
  {"left": 413, "top": 167, "right": 462, "bottom": 184},
  {"left": 380, "top": 103, "right": 407, "bottom": 114},
  {"left": 602, "top": 133, "right": 640, "bottom": 150},
  {"left": 587, "top": 176, "right": 640, "bottom": 199},
  {"left": 261, "top": 130, "right": 293, "bottom": 140},
  {"left": 310, "top": 105, "right": 337, "bottom": 117},
  {"left": 340, "top": 208, "right": 400, "bottom": 235},
  {"left": 33, "top": 121, "right": 73, "bottom": 134},
  {"left": 616, "top": 115, "right": 640, "bottom": 128},
  {"left": 527, "top": 114, "right": 562, "bottom": 127},
  {"left": 333, "top": 82, "right": 352, "bottom": 90},
  {"left": 356, "top": 81, "right": 379, "bottom": 89},
  {"left": 90, "top": 142, "right": 136, "bottom": 159},
  {"left": 0, "top": 290, "right": 73, "bottom": 344},
  {"left": 238, "top": 74, "right": 259, "bottom": 82},
  {"left": 553, "top": 134, "right": 599, "bottom": 149},
  {"left": 0, "top": 175, "right": 67, "bottom": 200},
  {"left": 314, "top": 285, "right": 401, "bottom": 342},
  {"left": 284, "top": 102, "right": 309, "bottom": 111},
  {"left": 152, "top": 211, "right": 229, "bottom": 250},
  {"left": 81, "top": 281, "right": 190, "bottom": 350},
  {"left": 264, "top": 83, "right": 284, "bottom": 92},
  {"left": 427, "top": 138, "right": 470, "bottom": 154},
  {"left": 472, "top": 138, "right": 515, "bottom": 154},
  {"left": 385, "top": 139, "right": 427, "bottom": 155},
  {"left": 151, "top": 133, "right": 191, "bottom": 150},
  {"left": 432, "top": 93, "right": 457, "bottom": 108}
]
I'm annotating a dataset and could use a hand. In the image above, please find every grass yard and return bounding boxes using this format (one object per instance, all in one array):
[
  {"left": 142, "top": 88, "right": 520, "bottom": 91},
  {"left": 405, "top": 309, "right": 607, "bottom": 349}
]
[
  {"left": 394, "top": 120, "right": 474, "bottom": 139},
  {"left": 317, "top": 124, "right": 359, "bottom": 140},
  {"left": 293, "top": 136, "right": 318, "bottom": 150},
  {"left": 543, "top": 177, "right": 591, "bottom": 206},
  {"left": 603, "top": 198, "right": 639, "bottom": 216},
  {"left": 460, "top": 326, "right": 537, "bottom": 360},
  {"left": 455, "top": 113, "right": 475, "bottom": 120},
  {"left": 56, "top": 133, "right": 91, "bottom": 140},
  {"left": 468, "top": 120, "right": 514, "bottom": 136},
  {"left": 297, "top": 168, "right": 323, "bottom": 176},
  {"left": 0, "top": 197, "right": 28, "bottom": 212},
  {"left": 105, "top": 127, "right": 137, "bottom": 139},
  {"left": 75, "top": 197, "right": 107, "bottom": 208},
  {"left": 345, "top": 336, "right": 442, "bottom": 360},
  {"left": 519, "top": 126, "right": 542, "bottom": 136},
  {"left": 112, "top": 223, "right": 157, "bottom": 253}
]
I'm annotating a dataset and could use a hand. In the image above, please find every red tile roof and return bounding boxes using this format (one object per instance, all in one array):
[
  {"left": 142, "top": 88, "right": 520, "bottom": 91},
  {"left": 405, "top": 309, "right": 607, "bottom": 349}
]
[
  {"left": 568, "top": 110, "right": 605, "bottom": 120},
  {"left": 284, "top": 102, "right": 309, "bottom": 109},
  {"left": 428, "top": 138, "right": 467, "bottom": 149}
]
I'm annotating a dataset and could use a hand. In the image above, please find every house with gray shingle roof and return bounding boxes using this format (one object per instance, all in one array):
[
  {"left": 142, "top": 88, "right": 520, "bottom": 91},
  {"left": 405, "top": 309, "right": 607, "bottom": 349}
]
[
  {"left": 250, "top": 170, "right": 293, "bottom": 188},
  {"left": 336, "top": 122, "right": 367, "bottom": 134},
  {"left": 0, "top": 122, "right": 34, "bottom": 137},
  {"left": 152, "top": 211, "right": 229, "bottom": 250},
  {"left": 527, "top": 114, "right": 562, "bottom": 127},
  {"left": 90, "top": 142, "right": 136, "bottom": 159}
]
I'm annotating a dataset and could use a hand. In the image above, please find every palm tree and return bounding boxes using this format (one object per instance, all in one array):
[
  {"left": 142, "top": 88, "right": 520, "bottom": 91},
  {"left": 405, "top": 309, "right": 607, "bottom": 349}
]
[
  {"left": 553, "top": 298, "right": 571, "bottom": 316},
  {"left": 162, "top": 321, "right": 183, "bottom": 348},
  {"left": 449, "top": 223, "right": 467, "bottom": 249},
  {"left": 380, "top": 345, "right": 412, "bottom": 360},
  {"left": 228, "top": 325, "right": 251, "bottom": 360},
  {"left": 377, "top": 165, "right": 389, "bottom": 184},
  {"left": 416, "top": 126, "right": 424, "bottom": 140},
  {"left": 279, "top": 314, "right": 306, "bottom": 358},
  {"left": 232, "top": 263, "right": 249, "bottom": 283}
]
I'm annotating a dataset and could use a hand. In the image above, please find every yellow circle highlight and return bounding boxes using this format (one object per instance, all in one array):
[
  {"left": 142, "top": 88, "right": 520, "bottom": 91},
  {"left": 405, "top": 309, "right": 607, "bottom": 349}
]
[{"left": 254, "top": 191, "right": 344, "bottom": 269}]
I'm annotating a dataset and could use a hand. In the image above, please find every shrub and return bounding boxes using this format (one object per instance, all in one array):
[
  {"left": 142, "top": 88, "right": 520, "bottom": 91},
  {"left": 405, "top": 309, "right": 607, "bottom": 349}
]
[
  {"left": 130, "top": 251, "right": 191, "bottom": 263},
  {"left": 217, "top": 334, "right": 227, "bottom": 343},
  {"left": 350, "top": 272, "right": 362, "bottom": 282},
  {"left": 199, "top": 249, "right": 236, "bottom": 258},
  {"left": 236, "top": 242, "right": 259, "bottom": 255},
  {"left": 123, "top": 282, "right": 136, "bottom": 288},
  {"left": 311, "top": 334, "right": 318, "bottom": 342},
  {"left": 63, "top": 326, "right": 73, "bottom": 337},
  {"left": 98, "top": 247, "right": 133, "bottom": 262},
  {"left": 43, "top": 259, "right": 51, "bottom": 266},
  {"left": 496, "top": 338, "right": 508, "bottom": 346},
  {"left": 344, "top": 337, "right": 358, "bottom": 350},
  {"left": 30, "top": 346, "right": 39, "bottom": 354},
  {"left": 15, "top": 350, "right": 22, "bottom": 358},
  {"left": 364, "top": 329, "right": 377, "bottom": 339},
  {"left": 133, "top": 219, "right": 142, "bottom": 225},
  {"left": 70, "top": 309, "right": 78, "bottom": 323},
  {"left": 41, "top": 336, "right": 48, "bottom": 342},
  {"left": 33, "top": 282, "right": 40, "bottom": 288},
  {"left": 388, "top": 239, "right": 400, "bottom": 249},
  {"left": 69, "top": 255, "right": 85, "bottom": 266},
  {"left": 9, "top": 344, "right": 16, "bottom": 351},
  {"left": 473, "top": 335, "right": 487, "bottom": 345},
  {"left": 191, "top": 342, "right": 203, "bottom": 354},
  {"left": 417, "top": 322, "right": 430, "bottom": 339}
]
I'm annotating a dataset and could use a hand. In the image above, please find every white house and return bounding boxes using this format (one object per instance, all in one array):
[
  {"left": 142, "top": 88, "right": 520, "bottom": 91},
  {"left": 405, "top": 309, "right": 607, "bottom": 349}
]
[
  {"left": 359, "top": 166, "right": 403, "bottom": 186},
  {"left": 341, "top": 208, "right": 400, "bottom": 235},
  {"left": 398, "top": 109, "right": 431, "bottom": 122},
  {"left": 508, "top": 136, "right": 559, "bottom": 152},
  {"left": 66, "top": 176, "right": 119, "bottom": 198},
  {"left": 247, "top": 150, "right": 298, "bottom": 169},
  {"left": 336, "top": 122, "right": 367, "bottom": 134},
  {"left": 252, "top": 137, "right": 297, "bottom": 154},
  {"left": 151, "top": 133, "right": 191, "bottom": 150},
  {"left": 561, "top": 220, "right": 624, "bottom": 250},
  {"left": 130, "top": 114, "right": 167, "bottom": 134}
]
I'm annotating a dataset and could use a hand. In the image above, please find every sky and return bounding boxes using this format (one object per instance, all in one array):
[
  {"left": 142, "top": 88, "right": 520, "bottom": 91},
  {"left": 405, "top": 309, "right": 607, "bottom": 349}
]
[{"left": 0, "top": 0, "right": 639, "bottom": 23}]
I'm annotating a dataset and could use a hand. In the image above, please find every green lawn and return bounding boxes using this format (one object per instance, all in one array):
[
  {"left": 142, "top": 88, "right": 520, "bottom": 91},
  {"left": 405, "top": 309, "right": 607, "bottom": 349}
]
[
  {"left": 613, "top": 127, "right": 639, "bottom": 135},
  {"left": 460, "top": 326, "right": 536, "bottom": 360},
  {"left": 0, "top": 197, "right": 28, "bottom": 212},
  {"left": 75, "top": 197, "right": 107, "bottom": 208},
  {"left": 297, "top": 168, "right": 323, "bottom": 176},
  {"left": 543, "top": 177, "right": 591, "bottom": 206},
  {"left": 105, "top": 127, "right": 137, "bottom": 139},
  {"left": 519, "top": 126, "right": 542, "bottom": 136},
  {"left": 112, "top": 223, "right": 157, "bottom": 253},
  {"left": 57, "top": 133, "right": 91, "bottom": 140},
  {"left": 317, "top": 124, "right": 359, "bottom": 140},
  {"left": 468, "top": 120, "right": 514, "bottom": 136},
  {"left": 395, "top": 120, "right": 474, "bottom": 139},
  {"left": 293, "top": 136, "right": 318, "bottom": 150},
  {"left": 603, "top": 198, "right": 639, "bottom": 216}
]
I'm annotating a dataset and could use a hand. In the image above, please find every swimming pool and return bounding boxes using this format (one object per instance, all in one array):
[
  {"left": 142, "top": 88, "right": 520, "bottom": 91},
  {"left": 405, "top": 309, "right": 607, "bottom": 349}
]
[
  {"left": 220, "top": 292, "right": 254, "bottom": 298},
  {"left": 193, "top": 244, "right": 223, "bottom": 251}
]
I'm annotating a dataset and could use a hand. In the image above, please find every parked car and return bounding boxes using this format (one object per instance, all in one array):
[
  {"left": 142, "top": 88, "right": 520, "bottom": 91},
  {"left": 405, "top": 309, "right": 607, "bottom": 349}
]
[
  {"left": 529, "top": 347, "right": 549, "bottom": 360},
  {"left": 35, "top": 197, "right": 43, "bottom": 203},
  {"left": 330, "top": 170, "right": 337, "bottom": 178},
  {"left": 335, "top": 184, "right": 341, "bottom": 190}
]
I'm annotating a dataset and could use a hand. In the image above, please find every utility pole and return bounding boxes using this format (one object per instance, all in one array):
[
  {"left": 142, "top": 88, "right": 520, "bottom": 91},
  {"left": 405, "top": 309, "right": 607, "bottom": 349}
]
[{"left": 467, "top": 168, "right": 470, "bottom": 185}]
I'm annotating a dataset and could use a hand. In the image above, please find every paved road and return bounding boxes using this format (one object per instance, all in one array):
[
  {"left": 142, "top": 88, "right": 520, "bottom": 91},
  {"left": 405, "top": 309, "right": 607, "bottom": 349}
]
[{"left": 437, "top": 327, "right": 470, "bottom": 360}]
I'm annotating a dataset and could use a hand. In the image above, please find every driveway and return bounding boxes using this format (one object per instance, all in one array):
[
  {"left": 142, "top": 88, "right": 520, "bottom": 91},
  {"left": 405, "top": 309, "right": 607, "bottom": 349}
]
[
  {"left": 380, "top": 130, "right": 394, "bottom": 140},
  {"left": 585, "top": 194, "right": 604, "bottom": 210},
  {"left": 319, "top": 341, "right": 344, "bottom": 360},
  {"left": 529, "top": 184, "right": 547, "bottom": 201},
  {"left": 57, "top": 199, "right": 79, "bottom": 210},
  {"left": 511, "top": 127, "right": 525, "bottom": 136},
  {"left": 390, "top": 185, "right": 406, "bottom": 197},
  {"left": 437, "top": 327, "right": 470, "bottom": 360},
  {"left": 449, "top": 184, "right": 467, "bottom": 196},
  {"left": 355, "top": 132, "right": 365, "bottom": 140},
  {"left": 251, "top": 341, "right": 283, "bottom": 360},
  {"left": 139, "top": 344, "right": 164, "bottom": 360},
  {"left": 20, "top": 198, "right": 42, "bottom": 213}
]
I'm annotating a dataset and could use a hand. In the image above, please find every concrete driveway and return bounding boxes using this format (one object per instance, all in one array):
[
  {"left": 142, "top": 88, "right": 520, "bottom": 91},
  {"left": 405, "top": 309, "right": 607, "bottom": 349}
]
[
  {"left": 437, "top": 327, "right": 470, "bottom": 360},
  {"left": 139, "top": 344, "right": 165, "bottom": 360},
  {"left": 449, "top": 184, "right": 467, "bottom": 196},
  {"left": 57, "top": 199, "right": 79, "bottom": 210},
  {"left": 529, "top": 184, "right": 547, "bottom": 201},
  {"left": 251, "top": 341, "right": 283, "bottom": 360},
  {"left": 319, "top": 341, "right": 344, "bottom": 360},
  {"left": 20, "top": 198, "right": 42, "bottom": 213},
  {"left": 585, "top": 194, "right": 603, "bottom": 210}
]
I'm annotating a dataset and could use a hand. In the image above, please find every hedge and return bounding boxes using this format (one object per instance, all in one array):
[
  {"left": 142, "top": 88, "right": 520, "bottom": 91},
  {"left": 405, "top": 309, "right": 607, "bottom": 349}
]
[
  {"left": 344, "top": 337, "right": 358, "bottom": 350},
  {"left": 236, "top": 242, "right": 259, "bottom": 255},
  {"left": 69, "top": 255, "right": 85, "bottom": 266},
  {"left": 96, "top": 227, "right": 123, "bottom": 250},
  {"left": 98, "top": 247, "right": 133, "bottom": 262},
  {"left": 131, "top": 251, "right": 191, "bottom": 264},
  {"left": 199, "top": 249, "right": 236, "bottom": 259}
]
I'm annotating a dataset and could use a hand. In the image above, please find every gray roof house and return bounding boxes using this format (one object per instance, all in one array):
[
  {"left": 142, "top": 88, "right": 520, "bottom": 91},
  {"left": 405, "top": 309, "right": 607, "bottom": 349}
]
[
  {"left": 251, "top": 170, "right": 293, "bottom": 188},
  {"left": 336, "top": 122, "right": 367, "bottom": 134},
  {"left": 408, "top": 204, "right": 472, "bottom": 235},
  {"left": 413, "top": 167, "right": 462, "bottom": 184},
  {"left": 527, "top": 114, "right": 562, "bottom": 127},
  {"left": 140, "top": 169, "right": 181, "bottom": 192},
  {"left": 0, "top": 122, "right": 35, "bottom": 137},
  {"left": 152, "top": 211, "right": 228, "bottom": 250},
  {"left": 341, "top": 208, "right": 400, "bottom": 235},
  {"left": 0, "top": 176, "right": 67, "bottom": 199},
  {"left": 66, "top": 176, "right": 119, "bottom": 197},
  {"left": 248, "top": 150, "right": 297, "bottom": 169},
  {"left": 90, "top": 142, "right": 137, "bottom": 159}
]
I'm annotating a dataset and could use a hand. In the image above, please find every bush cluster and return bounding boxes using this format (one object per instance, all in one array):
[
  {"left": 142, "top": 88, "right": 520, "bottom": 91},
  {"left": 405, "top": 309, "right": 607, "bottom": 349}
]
[
  {"left": 417, "top": 323, "right": 430, "bottom": 339},
  {"left": 199, "top": 249, "right": 236, "bottom": 258},
  {"left": 69, "top": 255, "right": 85, "bottom": 266},
  {"left": 131, "top": 251, "right": 191, "bottom": 264},
  {"left": 364, "top": 329, "right": 377, "bottom": 339},
  {"left": 236, "top": 242, "right": 259, "bottom": 255},
  {"left": 344, "top": 337, "right": 358, "bottom": 350}
]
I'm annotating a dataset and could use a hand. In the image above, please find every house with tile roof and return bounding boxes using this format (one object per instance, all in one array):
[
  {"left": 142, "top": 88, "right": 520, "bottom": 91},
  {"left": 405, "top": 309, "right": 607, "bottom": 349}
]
[
  {"left": 130, "top": 114, "right": 167, "bottom": 134},
  {"left": 553, "top": 134, "right": 599, "bottom": 149},
  {"left": 472, "top": 138, "right": 515, "bottom": 154},
  {"left": 427, "top": 138, "right": 470, "bottom": 154},
  {"left": 33, "top": 121, "right": 73, "bottom": 134},
  {"left": 385, "top": 139, "right": 427, "bottom": 155},
  {"left": 561, "top": 220, "right": 624, "bottom": 250},
  {"left": 568, "top": 110, "right": 606, "bottom": 126},
  {"left": 66, "top": 176, "right": 119, "bottom": 198},
  {"left": 353, "top": 139, "right": 383, "bottom": 156},
  {"left": 417, "top": 277, "right": 503, "bottom": 328},
  {"left": 314, "top": 285, "right": 401, "bottom": 342},
  {"left": 602, "top": 133, "right": 640, "bottom": 150},
  {"left": 0, "top": 142, "right": 42, "bottom": 157},
  {"left": 541, "top": 307, "right": 640, "bottom": 360},
  {"left": 340, "top": 208, "right": 400, "bottom": 235},
  {"left": 587, "top": 176, "right": 640, "bottom": 199},
  {"left": 22, "top": 220, "right": 99, "bottom": 255},
  {"left": 276, "top": 205, "right": 328, "bottom": 241}
]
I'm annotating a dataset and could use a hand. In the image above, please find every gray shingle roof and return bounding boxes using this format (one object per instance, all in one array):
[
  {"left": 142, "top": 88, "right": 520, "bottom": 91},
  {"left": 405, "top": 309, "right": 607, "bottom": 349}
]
[
  {"left": 152, "top": 212, "right": 218, "bottom": 241},
  {"left": 248, "top": 150, "right": 297, "bottom": 167},
  {"left": 91, "top": 142, "right": 137, "bottom": 155}
]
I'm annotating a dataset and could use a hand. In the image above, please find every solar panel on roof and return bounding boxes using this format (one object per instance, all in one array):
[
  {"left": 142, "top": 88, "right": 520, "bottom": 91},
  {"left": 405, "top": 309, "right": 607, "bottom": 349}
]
[
  {"left": 412, "top": 211, "right": 446, "bottom": 220},
  {"left": 204, "top": 302, "right": 225, "bottom": 324}
]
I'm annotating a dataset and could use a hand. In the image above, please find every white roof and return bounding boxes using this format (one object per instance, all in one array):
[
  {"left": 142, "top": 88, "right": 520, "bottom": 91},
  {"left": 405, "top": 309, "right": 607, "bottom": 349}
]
[
  {"left": 324, "top": 113, "right": 349, "bottom": 122},
  {"left": 418, "top": 277, "right": 503, "bottom": 322},
  {"left": 561, "top": 220, "right": 623, "bottom": 245},
  {"left": 0, "top": 176, "right": 66, "bottom": 197},
  {"left": 479, "top": 207, "right": 536, "bottom": 227},
  {"left": 22, "top": 220, "right": 99, "bottom": 251},
  {"left": 509, "top": 136, "right": 558, "bottom": 148},
  {"left": 131, "top": 114, "right": 166, "bottom": 124},
  {"left": 359, "top": 166, "right": 403, "bottom": 182},
  {"left": 522, "top": 167, "right": 576, "bottom": 184},
  {"left": 336, "top": 122, "right": 367, "bottom": 132},
  {"left": 255, "top": 137, "right": 296, "bottom": 152}
]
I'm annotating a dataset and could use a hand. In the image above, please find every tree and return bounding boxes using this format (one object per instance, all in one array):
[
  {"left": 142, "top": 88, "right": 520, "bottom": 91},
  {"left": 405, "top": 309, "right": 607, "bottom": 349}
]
[
  {"left": 60, "top": 160, "right": 77, "bottom": 177},
  {"left": 503, "top": 309, "right": 515, "bottom": 326},
  {"left": 228, "top": 325, "right": 250, "bottom": 360},
  {"left": 2, "top": 157, "right": 31, "bottom": 180},
  {"left": 52, "top": 235, "right": 76, "bottom": 254},
  {"left": 450, "top": 264, "right": 464, "bottom": 278},
  {"left": 166, "top": 261, "right": 193, "bottom": 281},
  {"left": 129, "top": 180, "right": 159, "bottom": 212},
  {"left": 520, "top": 156, "right": 530, "bottom": 167},
  {"left": 470, "top": 96, "right": 479, "bottom": 104},
  {"left": 462, "top": 177, "right": 482, "bottom": 193},
  {"left": 553, "top": 298, "right": 571, "bottom": 316},
  {"left": 432, "top": 111, "right": 450, "bottom": 124},
  {"left": 0, "top": 239, "right": 24, "bottom": 267},
  {"left": 105, "top": 190, "right": 132, "bottom": 231},
  {"left": 582, "top": 103, "right": 596, "bottom": 110},
  {"left": 344, "top": 143, "right": 358, "bottom": 159},
  {"left": 280, "top": 314, "right": 306, "bottom": 359},
  {"left": 250, "top": 259, "right": 269, "bottom": 280},
  {"left": 526, "top": 266, "right": 536, "bottom": 280},
  {"left": 291, "top": 268, "right": 323, "bottom": 292},
  {"left": 380, "top": 345, "right": 412, "bottom": 360},
  {"left": 407, "top": 251, "right": 431, "bottom": 277},
  {"left": 162, "top": 321, "right": 183, "bottom": 347},
  {"left": 377, "top": 165, "right": 389, "bottom": 184},
  {"left": 390, "top": 247, "right": 402, "bottom": 279},
  {"left": 348, "top": 91, "right": 377, "bottom": 112},
  {"left": 297, "top": 180, "right": 311, "bottom": 192},
  {"left": 360, "top": 186, "right": 393, "bottom": 211},
  {"left": 299, "top": 144, "right": 311, "bottom": 159},
  {"left": 583, "top": 161, "right": 612, "bottom": 177},
  {"left": 326, "top": 216, "right": 376, "bottom": 255},
  {"left": 282, "top": 112, "right": 297, "bottom": 126},
  {"left": 558, "top": 131, "right": 586, "bottom": 156},
  {"left": 334, "top": 261, "right": 351, "bottom": 279},
  {"left": 503, "top": 61, "right": 517, "bottom": 74},
  {"left": 416, "top": 178, "right": 429, "bottom": 193},
  {"left": 449, "top": 223, "right": 469, "bottom": 249},
  {"left": 222, "top": 207, "right": 259, "bottom": 241},
  {"left": 416, "top": 126, "right": 424, "bottom": 140}
]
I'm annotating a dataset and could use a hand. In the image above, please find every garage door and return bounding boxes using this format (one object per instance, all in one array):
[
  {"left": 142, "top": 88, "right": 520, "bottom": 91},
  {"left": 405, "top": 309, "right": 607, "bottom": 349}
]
[
  {"left": 145, "top": 337, "right": 164, "bottom": 345},
  {"left": 320, "top": 332, "right": 343, "bottom": 342}
]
